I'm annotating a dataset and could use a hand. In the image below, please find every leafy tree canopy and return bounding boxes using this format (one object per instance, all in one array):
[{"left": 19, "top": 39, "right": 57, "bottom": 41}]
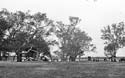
[{"left": 101, "top": 22, "right": 125, "bottom": 59}]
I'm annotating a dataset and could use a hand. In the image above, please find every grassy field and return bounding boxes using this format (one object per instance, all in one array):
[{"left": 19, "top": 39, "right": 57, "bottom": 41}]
[{"left": 0, "top": 61, "right": 125, "bottom": 78}]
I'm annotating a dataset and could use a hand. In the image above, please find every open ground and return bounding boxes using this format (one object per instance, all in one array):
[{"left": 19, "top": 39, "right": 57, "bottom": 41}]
[{"left": 0, "top": 61, "right": 125, "bottom": 78}]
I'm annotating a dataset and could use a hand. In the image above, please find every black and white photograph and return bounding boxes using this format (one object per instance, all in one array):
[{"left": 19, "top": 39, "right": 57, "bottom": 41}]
[{"left": 0, "top": 0, "right": 125, "bottom": 78}]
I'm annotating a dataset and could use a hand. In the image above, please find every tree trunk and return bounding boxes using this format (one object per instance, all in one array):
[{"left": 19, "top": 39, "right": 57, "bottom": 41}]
[
  {"left": 17, "top": 52, "right": 22, "bottom": 62},
  {"left": 61, "top": 53, "right": 66, "bottom": 62},
  {"left": 111, "top": 51, "right": 117, "bottom": 62},
  {"left": 112, "top": 55, "right": 116, "bottom": 62},
  {"left": 69, "top": 56, "right": 76, "bottom": 62}
]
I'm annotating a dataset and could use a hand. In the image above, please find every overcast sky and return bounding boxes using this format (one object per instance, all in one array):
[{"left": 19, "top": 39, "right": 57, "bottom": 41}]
[{"left": 1, "top": 0, "right": 125, "bottom": 56}]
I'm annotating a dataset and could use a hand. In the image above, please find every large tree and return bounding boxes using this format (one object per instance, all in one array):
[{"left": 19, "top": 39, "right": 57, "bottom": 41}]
[
  {"left": 0, "top": 9, "right": 14, "bottom": 60},
  {"left": 101, "top": 22, "right": 125, "bottom": 61},
  {"left": 54, "top": 17, "right": 96, "bottom": 61},
  {"left": 0, "top": 9, "right": 52, "bottom": 62}
]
